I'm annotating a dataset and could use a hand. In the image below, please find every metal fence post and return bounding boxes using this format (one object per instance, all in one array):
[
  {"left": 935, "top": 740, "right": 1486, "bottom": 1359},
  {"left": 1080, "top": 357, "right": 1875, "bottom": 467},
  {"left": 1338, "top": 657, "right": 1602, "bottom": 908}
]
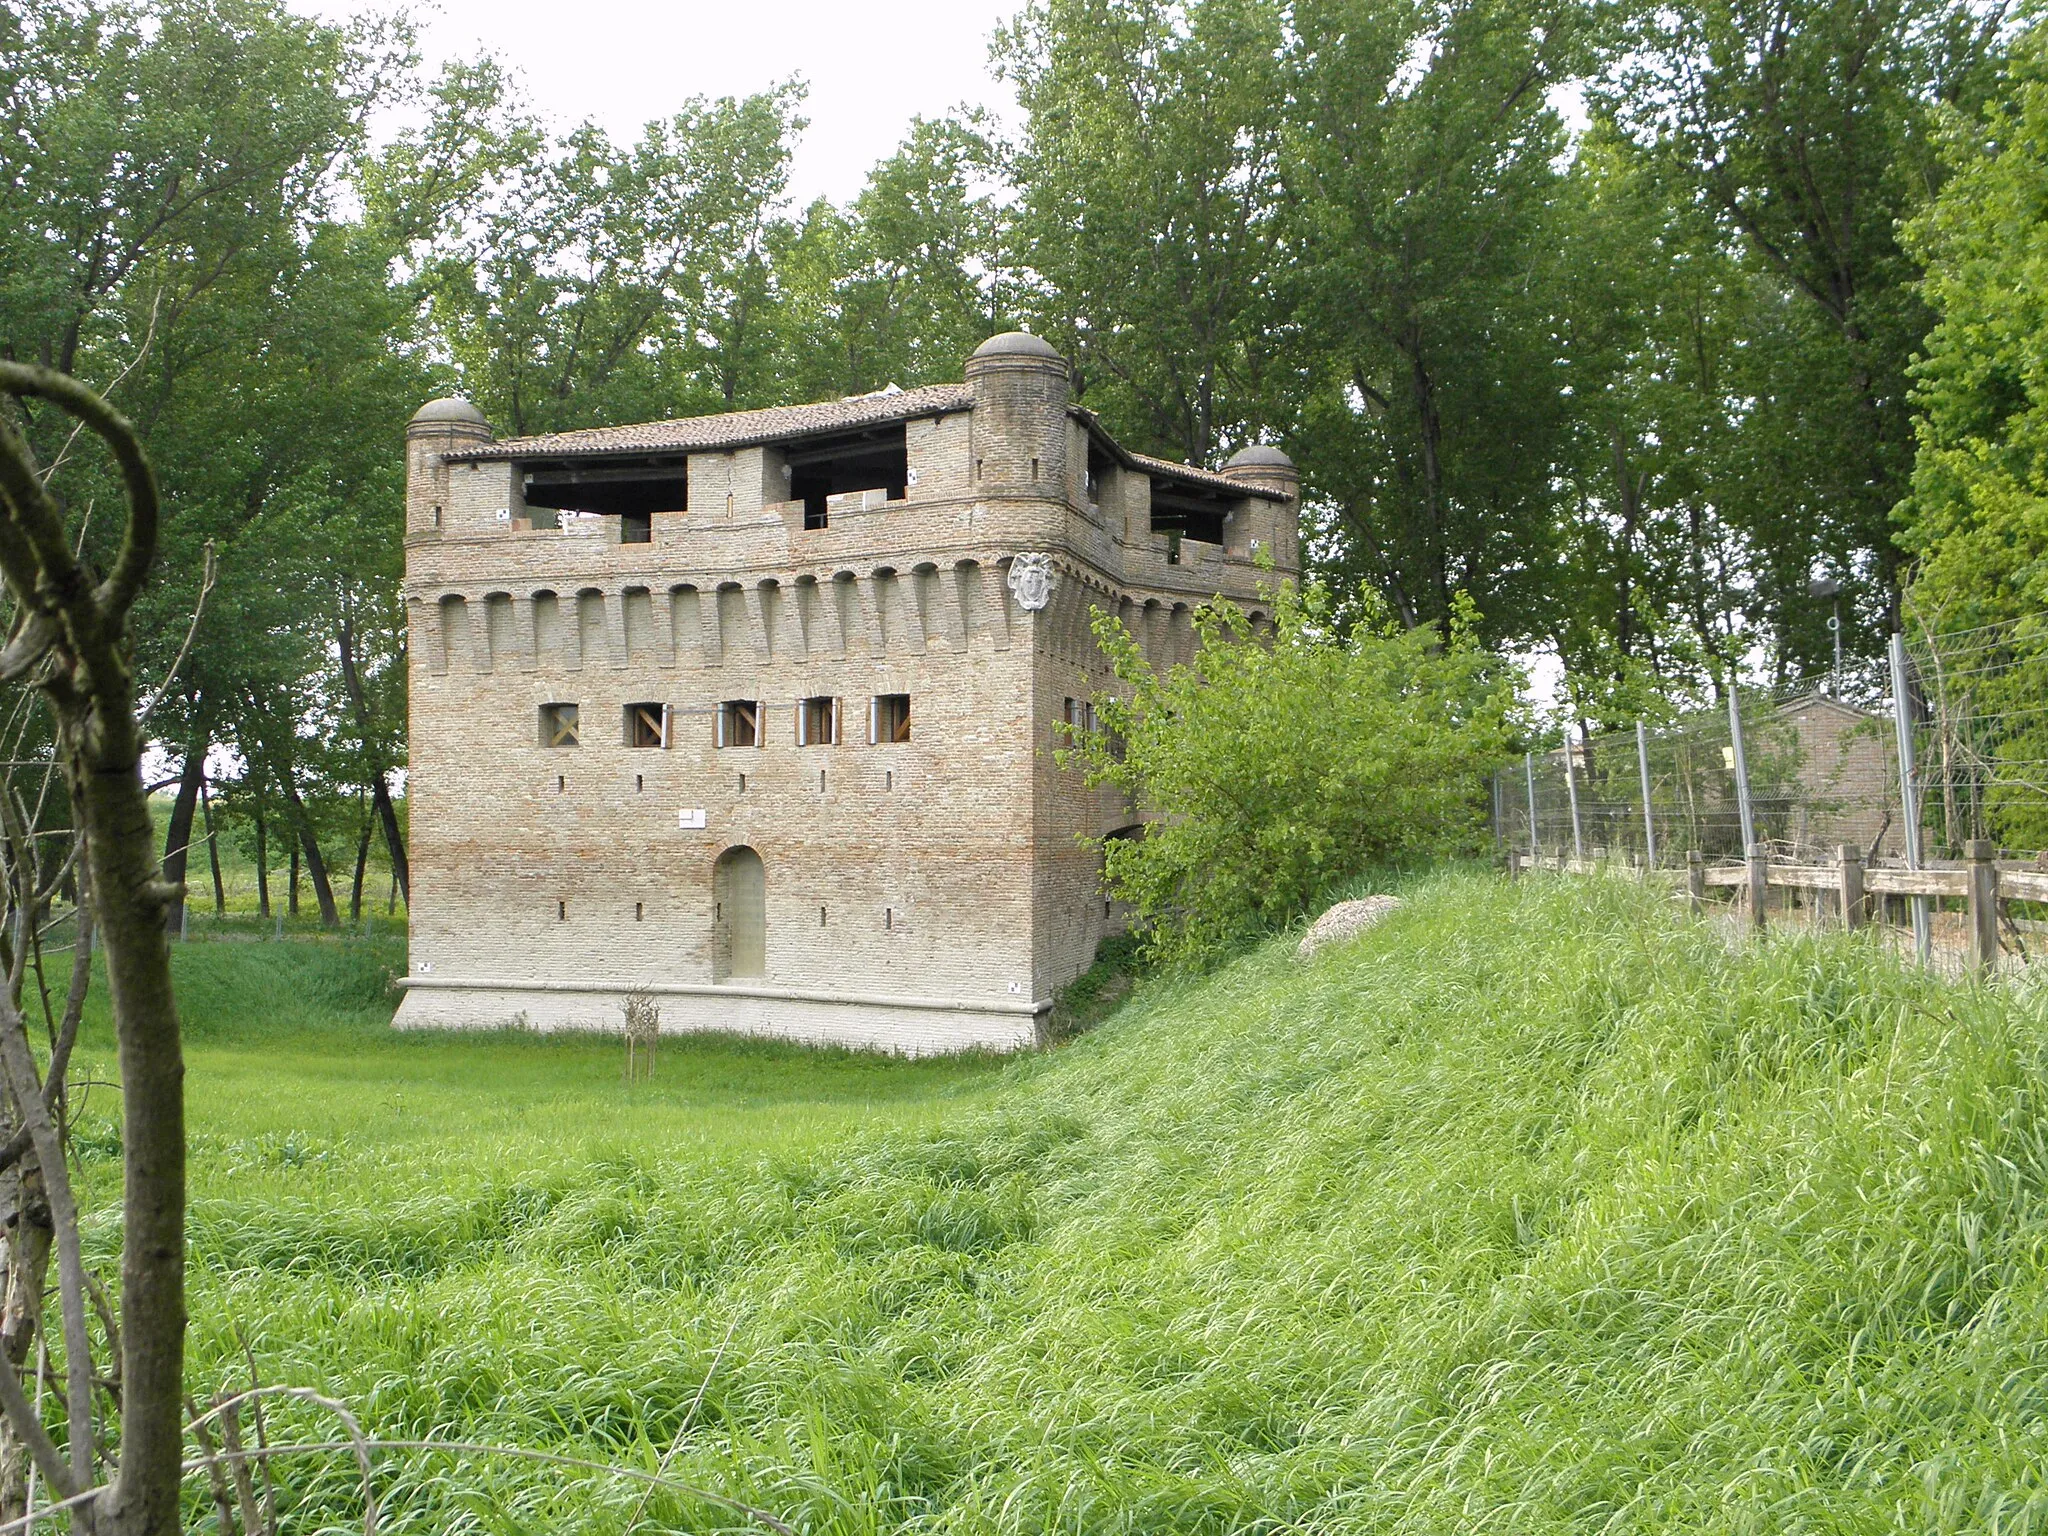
[
  {"left": 1727, "top": 687, "right": 1756, "bottom": 856},
  {"left": 1889, "top": 631, "right": 1933, "bottom": 965},
  {"left": 1564, "top": 731, "right": 1584, "bottom": 863},
  {"left": 1491, "top": 770, "right": 1503, "bottom": 858},
  {"left": 1746, "top": 842, "right": 1769, "bottom": 931},
  {"left": 1966, "top": 838, "right": 1999, "bottom": 973},
  {"left": 1838, "top": 843, "right": 1865, "bottom": 931},
  {"left": 1524, "top": 751, "right": 1539, "bottom": 864},
  {"left": 1636, "top": 719, "right": 1657, "bottom": 868}
]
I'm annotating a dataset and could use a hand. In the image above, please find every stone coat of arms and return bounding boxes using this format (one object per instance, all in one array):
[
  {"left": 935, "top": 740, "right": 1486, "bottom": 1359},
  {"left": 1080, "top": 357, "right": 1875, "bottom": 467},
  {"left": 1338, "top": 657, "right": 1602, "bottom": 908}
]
[{"left": 1007, "top": 552, "right": 1057, "bottom": 611}]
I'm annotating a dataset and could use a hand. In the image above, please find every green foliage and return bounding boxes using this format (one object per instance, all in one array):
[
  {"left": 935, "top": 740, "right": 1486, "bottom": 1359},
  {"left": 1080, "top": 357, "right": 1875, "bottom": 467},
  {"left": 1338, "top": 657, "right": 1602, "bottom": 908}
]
[
  {"left": 1043, "top": 932, "right": 1144, "bottom": 1042},
  {"left": 998, "top": 0, "right": 1291, "bottom": 465},
  {"left": 117, "top": 875, "right": 2048, "bottom": 1530},
  {"left": 1888, "top": 16, "right": 2048, "bottom": 853},
  {"left": 389, "top": 75, "right": 807, "bottom": 432},
  {"left": 0, "top": 0, "right": 392, "bottom": 380},
  {"left": 771, "top": 117, "right": 1012, "bottom": 402},
  {"left": 0, "top": 0, "right": 431, "bottom": 909},
  {"left": 1066, "top": 582, "right": 1518, "bottom": 963},
  {"left": 1287, "top": 0, "right": 1586, "bottom": 641},
  {"left": 1540, "top": 132, "right": 1763, "bottom": 708},
  {"left": 1601, "top": 0, "right": 2010, "bottom": 668},
  {"left": 1900, "top": 16, "right": 2048, "bottom": 628}
]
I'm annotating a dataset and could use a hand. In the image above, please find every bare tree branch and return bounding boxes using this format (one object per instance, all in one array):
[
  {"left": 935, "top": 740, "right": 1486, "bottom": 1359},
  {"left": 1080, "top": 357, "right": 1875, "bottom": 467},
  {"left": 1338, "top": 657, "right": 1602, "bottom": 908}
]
[
  {"left": 40, "top": 290, "right": 164, "bottom": 489},
  {"left": 0, "top": 363, "right": 159, "bottom": 626},
  {"left": 0, "top": 1358, "right": 76, "bottom": 1507},
  {"left": 135, "top": 541, "right": 217, "bottom": 727}
]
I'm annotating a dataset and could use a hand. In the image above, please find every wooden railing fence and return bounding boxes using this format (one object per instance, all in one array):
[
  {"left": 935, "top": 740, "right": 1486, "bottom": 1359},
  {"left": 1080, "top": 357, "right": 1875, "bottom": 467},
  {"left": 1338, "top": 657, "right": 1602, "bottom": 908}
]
[{"left": 1508, "top": 839, "right": 2040, "bottom": 973}]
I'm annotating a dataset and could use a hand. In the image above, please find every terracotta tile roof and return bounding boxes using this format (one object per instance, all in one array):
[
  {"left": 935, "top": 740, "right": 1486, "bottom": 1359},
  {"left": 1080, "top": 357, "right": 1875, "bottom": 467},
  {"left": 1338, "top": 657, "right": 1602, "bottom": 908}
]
[
  {"left": 1128, "top": 450, "right": 1289, "bottom": 501},
  {"left": 446, "top": 383, "right": 974, "bottom": 462}
]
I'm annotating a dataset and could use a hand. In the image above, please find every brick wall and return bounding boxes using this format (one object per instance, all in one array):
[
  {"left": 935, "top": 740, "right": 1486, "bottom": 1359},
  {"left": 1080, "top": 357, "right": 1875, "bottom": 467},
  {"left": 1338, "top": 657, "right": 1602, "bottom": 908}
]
[{"left": 399, "top": 355, "right": 1296, "bottom": 1053}]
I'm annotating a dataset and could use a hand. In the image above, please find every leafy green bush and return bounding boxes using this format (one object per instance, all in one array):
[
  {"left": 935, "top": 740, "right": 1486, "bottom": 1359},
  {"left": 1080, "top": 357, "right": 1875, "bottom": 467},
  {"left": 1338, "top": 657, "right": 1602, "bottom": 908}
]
[{"left": 1067, "top": 582, "right": 1517, "bottom": 964}]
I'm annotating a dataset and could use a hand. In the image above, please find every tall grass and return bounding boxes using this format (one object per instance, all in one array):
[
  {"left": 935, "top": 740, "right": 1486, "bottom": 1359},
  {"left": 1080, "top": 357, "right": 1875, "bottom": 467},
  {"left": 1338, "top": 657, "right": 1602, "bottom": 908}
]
[{"left": 85, "top": 873, "right": 2048, "bottom": 1531}]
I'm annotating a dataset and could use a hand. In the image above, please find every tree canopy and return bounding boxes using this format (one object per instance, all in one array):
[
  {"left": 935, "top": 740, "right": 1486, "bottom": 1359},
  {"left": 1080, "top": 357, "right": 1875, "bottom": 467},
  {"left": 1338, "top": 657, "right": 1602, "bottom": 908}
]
[{"left": 0, "top": 0, "right": 2036, "bottom": 875}]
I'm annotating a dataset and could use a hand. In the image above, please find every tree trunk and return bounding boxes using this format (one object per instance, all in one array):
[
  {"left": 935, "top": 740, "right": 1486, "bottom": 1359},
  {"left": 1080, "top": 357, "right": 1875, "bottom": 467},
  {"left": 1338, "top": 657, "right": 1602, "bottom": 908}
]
[
  {"left": 0, "top": 1161, "right": 52, "bottom": 1521},
  {"left": 253, "top": 814, "right": 269, "bottom": 919},
  {"left": 1607, "top": 420, "right": 1648, "bottom": 666},
  {"left": 371, "top": 776, "right": 408, "bottom": 902},
  {"left": 349, "top": 812, "right": 370, "bottom": 925},
  {"left": 338, "top": 614, "right": 409, "bottom": 900},
  {"left": 0, "top": 358, "right": 189, "bottom": 1536},
  {"left": 1404, "top": 336, "right": 1451, "bottom": 633},
  {"left": 198, "top": 779, "right": 225, "bottom": 917},
  {"left": 62, "top": 702, "right": 187, "bottom": 1536},
  {"left": 288, "top": 845, "right": 299, "bottom": 919},
  {"left": 279, "top": 775, "right": 338, "bottom": 928},
  {"left": 158, "top": 734, "right": 204, "bottom": 934}
]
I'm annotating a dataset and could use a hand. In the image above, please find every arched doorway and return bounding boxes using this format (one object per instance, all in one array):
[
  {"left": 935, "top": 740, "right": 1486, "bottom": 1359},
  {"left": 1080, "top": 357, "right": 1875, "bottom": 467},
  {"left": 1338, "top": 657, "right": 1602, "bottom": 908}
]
[{"left": 712, "top": 846, "right": 766, "bottom": 980}]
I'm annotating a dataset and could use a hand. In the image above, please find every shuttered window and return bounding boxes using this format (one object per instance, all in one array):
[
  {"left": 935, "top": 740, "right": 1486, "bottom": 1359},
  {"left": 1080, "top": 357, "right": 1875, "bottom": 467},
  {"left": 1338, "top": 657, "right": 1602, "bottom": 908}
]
[
  {"left": 540, "top": 703, "right": 580, "bottom": 748},
  {"left": 626, "top": 702, "right": 668, "bottom": 748},
  {"left": 798, "top": 696, "right": 839, "bottom": 746},
  {"left": 871, "top": 694, "right": 910, "bottom": 744},
  {"left": 718, "top": 699, "right": 760, "bottom": 748}
]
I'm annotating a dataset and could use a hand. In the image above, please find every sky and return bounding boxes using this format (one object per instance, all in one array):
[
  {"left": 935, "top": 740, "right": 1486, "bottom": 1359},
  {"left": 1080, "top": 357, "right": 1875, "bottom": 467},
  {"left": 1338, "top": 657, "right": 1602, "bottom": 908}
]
[{"left": 295, "top": 0, "right": 1021, "bottom": 208}]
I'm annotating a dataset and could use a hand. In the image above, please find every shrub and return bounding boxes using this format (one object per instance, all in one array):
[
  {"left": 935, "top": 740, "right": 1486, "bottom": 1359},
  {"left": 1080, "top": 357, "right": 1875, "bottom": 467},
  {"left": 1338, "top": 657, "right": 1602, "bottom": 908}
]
[{"left": 1067, "top": 582, "right": 1517, "bottom": 964}]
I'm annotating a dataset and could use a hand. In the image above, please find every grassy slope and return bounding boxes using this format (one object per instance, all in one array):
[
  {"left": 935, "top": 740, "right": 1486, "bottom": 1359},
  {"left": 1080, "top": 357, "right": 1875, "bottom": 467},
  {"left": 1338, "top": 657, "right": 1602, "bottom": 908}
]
[{"left": 80, "top": 873, "right": 2048, "bottom": 1531}]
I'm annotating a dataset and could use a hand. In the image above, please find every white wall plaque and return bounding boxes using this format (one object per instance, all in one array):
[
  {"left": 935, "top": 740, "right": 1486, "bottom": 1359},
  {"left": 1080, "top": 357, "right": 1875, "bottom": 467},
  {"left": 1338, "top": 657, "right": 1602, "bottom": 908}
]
[
  {"left": 677, "top": 807, "right": 707, "bottom": 829},
  {"left": 1007, "top": 552, "right": 1056, "bottom": 611}
]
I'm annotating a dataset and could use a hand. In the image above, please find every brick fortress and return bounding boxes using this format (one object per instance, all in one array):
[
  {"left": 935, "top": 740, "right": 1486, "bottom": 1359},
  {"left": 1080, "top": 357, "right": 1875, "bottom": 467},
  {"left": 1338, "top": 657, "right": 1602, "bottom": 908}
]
[{"left": 394, "top": 332, "right": 1300, "bottom": 1052}]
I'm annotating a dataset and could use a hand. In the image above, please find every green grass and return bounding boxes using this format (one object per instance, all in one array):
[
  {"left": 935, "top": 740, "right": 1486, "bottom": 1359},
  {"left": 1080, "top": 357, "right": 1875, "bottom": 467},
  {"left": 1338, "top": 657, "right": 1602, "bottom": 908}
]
[
  {"left": 64, "top": 872, "right": 2048, "bottom": 1531},
  {"left": 72, "top": 937, "right": 1002, "bottom": 1204}
]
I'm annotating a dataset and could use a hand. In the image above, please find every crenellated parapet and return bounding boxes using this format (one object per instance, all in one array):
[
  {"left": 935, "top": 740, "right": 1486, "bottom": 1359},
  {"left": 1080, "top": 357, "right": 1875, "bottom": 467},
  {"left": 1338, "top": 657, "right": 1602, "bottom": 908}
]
[{"left": 406, "top": 556, "right": 1045, "bottom": 678}]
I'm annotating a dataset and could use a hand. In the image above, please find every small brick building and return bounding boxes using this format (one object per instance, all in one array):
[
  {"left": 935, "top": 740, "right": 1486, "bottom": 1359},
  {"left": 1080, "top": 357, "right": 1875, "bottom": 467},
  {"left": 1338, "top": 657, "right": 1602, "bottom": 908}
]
[{"left": 394, "top": 332, "right": 1300, "bottom": 1051}]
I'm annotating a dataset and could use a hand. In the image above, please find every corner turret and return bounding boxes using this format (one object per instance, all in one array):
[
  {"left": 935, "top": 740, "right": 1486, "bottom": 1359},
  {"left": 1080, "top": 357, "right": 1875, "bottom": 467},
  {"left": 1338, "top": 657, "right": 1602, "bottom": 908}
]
[
  {"left": 1221, "top": 443, "right": 1301, "bottom": 573},
  {"left": 406, "top": 397, "right": 516, "bottom": 543},
  {"left": 965, "top": 333, "right": 1070, "bottom": 504}
]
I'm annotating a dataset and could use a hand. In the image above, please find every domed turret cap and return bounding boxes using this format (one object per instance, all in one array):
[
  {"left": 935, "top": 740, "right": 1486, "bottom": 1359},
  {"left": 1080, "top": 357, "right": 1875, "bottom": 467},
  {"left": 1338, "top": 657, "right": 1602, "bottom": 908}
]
[
  {"left": 970, "top": 330, "right": 1064, "bottom": 361},
  {"left": 1224, "top": 443, "right": 1295, "bottom": 471},
  {"left": 410, "top": 396, "right": 489, "bottom": 427}
]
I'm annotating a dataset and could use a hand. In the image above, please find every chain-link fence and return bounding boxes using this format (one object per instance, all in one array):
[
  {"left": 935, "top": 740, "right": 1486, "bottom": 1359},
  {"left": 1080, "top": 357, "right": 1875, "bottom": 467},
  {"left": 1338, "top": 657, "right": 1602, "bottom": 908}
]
[
  {"left": 1907, "top": 613, "right": 2048, "bottom": 857},
  {"left": 1490, "top": 616, "right": 2048, "bottom": 971},
  {"left": 1498, "top": 671, "right": 1903, "bottom": 865}
]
